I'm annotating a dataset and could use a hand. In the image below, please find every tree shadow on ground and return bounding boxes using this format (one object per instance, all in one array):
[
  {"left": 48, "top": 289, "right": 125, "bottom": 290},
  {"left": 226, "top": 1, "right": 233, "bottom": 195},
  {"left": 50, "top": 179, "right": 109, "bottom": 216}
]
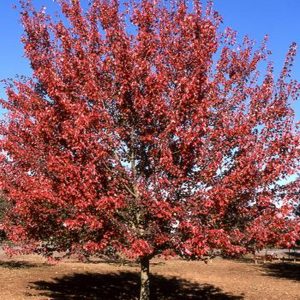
[
  {"left": 30, "top": 271, "right": 244, "bottom": 300},
  {"left": 83, "top": 259, "right": 165, "bottom": 267},
  {"left": 262, "top": 263, "right": 300, "bottom": 282},
  {"left": 284, "top": 251, "right": 300, "bottom": 258},
  {"left": 229, "top": 257, "right": 255, "bottom": 264},
  {"left": 0, "top": 260, "right": 40, "bottom": 269}
]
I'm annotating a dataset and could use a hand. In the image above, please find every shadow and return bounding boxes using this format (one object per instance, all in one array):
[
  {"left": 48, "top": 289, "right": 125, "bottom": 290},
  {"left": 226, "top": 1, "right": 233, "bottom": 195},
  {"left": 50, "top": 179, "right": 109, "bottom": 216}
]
[
  {"left": 83, "top": 259, "right": 166, "bottom": 268},
  {"left": 284, "top": 251, "right": 300, "bottom": 258},
  {"left": 0, "top": 260, "right": 40, "bottom": 269},
  {"left": 263, "top": 263, "right": 300, "bottom": 282},
  {"left": 227, "top": 257, "right": 255, "bottom": 264},
  {"left": 81, "top": 258, "right": 139, "bottom": 267},
  {"left": 30, "top": 271, "right": 244, "bottom": 300}
]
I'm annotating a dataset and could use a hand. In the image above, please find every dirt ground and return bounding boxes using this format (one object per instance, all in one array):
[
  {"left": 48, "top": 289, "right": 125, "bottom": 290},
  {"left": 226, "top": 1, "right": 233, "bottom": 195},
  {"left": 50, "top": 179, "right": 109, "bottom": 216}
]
[{"left": 0, "top": 252, "right": 299, "bottom": 300}]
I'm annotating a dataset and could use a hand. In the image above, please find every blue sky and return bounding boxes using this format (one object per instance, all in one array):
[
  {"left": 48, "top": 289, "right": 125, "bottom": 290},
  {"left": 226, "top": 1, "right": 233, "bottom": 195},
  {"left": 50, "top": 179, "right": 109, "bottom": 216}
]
[{"left": 0, "top": 0, "right": 299, "bottom": 117}]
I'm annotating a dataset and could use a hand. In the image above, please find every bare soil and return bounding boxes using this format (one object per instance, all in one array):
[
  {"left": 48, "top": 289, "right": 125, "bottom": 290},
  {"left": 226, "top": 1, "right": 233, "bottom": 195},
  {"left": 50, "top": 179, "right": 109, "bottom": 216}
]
[{"left": 0, "top": 252, "right": 299, "bottom": 299}]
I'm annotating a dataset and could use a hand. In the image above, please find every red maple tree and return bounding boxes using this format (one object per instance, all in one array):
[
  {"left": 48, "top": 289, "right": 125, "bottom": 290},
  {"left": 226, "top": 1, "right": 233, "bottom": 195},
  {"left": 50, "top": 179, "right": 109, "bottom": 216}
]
[{"left": 0, "top": 1, "right": 299, "bottom": 299}]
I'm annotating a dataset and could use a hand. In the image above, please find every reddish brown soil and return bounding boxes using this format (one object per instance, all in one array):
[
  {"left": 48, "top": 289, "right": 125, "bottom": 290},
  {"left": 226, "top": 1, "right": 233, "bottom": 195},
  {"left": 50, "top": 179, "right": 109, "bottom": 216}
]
[{"left": 0, "top": 253, "right": 299, "bottom": 299}]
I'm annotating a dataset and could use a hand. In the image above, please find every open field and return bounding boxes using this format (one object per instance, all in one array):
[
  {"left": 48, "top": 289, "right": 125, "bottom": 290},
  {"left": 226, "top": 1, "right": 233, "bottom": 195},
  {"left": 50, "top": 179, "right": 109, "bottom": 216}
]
[{"left": 0, "top": 252, "right": 299, "bottom": 299}]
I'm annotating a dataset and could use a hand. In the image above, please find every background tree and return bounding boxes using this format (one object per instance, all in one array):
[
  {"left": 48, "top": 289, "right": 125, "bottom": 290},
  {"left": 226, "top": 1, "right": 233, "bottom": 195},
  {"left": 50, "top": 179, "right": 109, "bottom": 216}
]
[
  {"left": 295, "top": 203, "right": 300, "bottom": 217},
  {"left": 292, "top": 180, "right": 300, "bottom": 217},
  {"left": 0, "top": 1, "right": 299, "bottom": 299},
  {"left": 0, "top": 192, "right": 9, "bottom": 242}
]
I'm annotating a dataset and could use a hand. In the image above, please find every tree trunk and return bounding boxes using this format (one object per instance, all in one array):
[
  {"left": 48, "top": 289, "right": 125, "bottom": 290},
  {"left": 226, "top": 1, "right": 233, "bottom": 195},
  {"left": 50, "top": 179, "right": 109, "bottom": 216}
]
[{"left": 139, "top": 257, "right": 150, "bottom": 300}]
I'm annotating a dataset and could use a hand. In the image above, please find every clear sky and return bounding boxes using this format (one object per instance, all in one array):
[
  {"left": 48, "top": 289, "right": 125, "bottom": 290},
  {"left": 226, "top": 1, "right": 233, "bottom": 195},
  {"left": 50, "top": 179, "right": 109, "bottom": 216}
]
[{"left": 0, "top": 0, "right": 299, "bottom": 118}]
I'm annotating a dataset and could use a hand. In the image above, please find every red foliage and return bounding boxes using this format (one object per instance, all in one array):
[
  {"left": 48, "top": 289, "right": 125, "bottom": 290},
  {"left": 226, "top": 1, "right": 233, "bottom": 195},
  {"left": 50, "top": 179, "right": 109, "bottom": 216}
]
[{"left": 0, "top": 0, "right": 299, "bottom": 261}]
